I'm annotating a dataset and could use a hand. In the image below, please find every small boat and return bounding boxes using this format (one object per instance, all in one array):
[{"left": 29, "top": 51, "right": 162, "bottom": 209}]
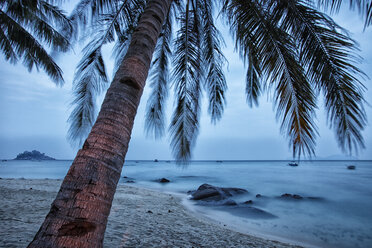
[
  {"left": 347, "top": 165, "right": 356, "bottom": 170},
  {"left": 288, "top": 161, "right": 298, "bottom": 167}
]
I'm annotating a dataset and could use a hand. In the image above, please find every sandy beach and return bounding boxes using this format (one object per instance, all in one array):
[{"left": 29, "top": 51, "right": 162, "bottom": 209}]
[{"left": 0, "top": 178, "right": 304, "bottom": 248}]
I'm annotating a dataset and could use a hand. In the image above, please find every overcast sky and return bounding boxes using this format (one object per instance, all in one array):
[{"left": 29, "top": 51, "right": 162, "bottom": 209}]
[{"left": 0, "top": 5, "right": 371, "bottom": 160}]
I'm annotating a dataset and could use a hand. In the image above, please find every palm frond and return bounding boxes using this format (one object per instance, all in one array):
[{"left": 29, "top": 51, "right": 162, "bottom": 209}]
[
  {"left": 68, "top": 3, "right": 127, "bottom": 143},
  {"left": 0, "top": 0, "right": 72, "bottom": 84},
  {"left": 4, "top": 0, "right": 70, "bottom": 51},
  {"left": 223, "top": 1, "right": 263, "bottom": 107},
  {"left": 200, "top": 0, "right": 227, "bottom": 123},
  {"left": 145, "top": 4, "right": 174, "bottom": 139},
  {"left": 246, "top": 50, "right": 262, "bottom": 107},
  {"left": 68, "top": 0, "right": 146, "bottom": 144},
  {"left": 111, "top": 25, "right": 134, "bottom": 74},
  {"left": 39, "top": 1, "right": 74, "bottom": 42},
  {"left": 317, "top": 0, "right": 368, "bottom": 13},
  {"left": 170, "top": 2, "right": 203, "bottom": 162},
  {"left": 275, "top": 0, "right": 366, "bottom": 154},
  {"left": 111, "top": 0, "right": 146, "bottom": 74},
  {"left": 0, "top": 9, "right": 64, "bottom": 84},
  {"left": 68, "top": 0, "right": 92, "bottom": 40},
  {"left": 0, "top": 25, "right": 17, "bottom": 63},
  {"left": 70, "top": 0, "right": 145, "bottom": 40},
  {"left": 366, "top": 2, "right": 372, "bottom": 26},
  {"left": 68, "top": 43, "right": 108, "bottom": 144},
  {"left": 225, "top": 0, "right": 318, "bottom": 157},
  {"left": 316, "top": 0, "right": 372, "bottom": 27},
  {"left": 68, "top": 0, "right": 114, "bottom": 41}
]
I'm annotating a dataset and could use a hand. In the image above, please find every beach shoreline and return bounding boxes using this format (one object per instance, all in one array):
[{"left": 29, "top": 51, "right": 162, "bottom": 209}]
[
  {"left": 0, "top": 178, "right": 304, "bottom": 248},
  {"left": 180, "top": 198, "right": 317, "bottom": 248},
  {"left": 133, "top": 185, "right": 314, "bottom": 248}
]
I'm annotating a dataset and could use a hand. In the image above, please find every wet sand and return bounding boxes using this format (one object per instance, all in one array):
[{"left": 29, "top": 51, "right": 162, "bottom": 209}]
[{"left": 0, "top": 179, "right": 304, "bottom": 247}]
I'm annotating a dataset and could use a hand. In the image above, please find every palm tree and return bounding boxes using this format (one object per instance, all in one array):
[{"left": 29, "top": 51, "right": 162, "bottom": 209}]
[
  {"left": 0, "top": 0, "right": 72, "bottom": 84},
  {"left": 28, "top": 0, "right": 371, "bottom": 247}
]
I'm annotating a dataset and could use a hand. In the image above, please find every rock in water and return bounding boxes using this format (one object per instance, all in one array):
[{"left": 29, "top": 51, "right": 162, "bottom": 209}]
[
  {"left": 159, "top": 178, "right": 170, "bottom": 183},
  {"left": 280, "top": 193, "right": 303, "bottom": 200},
  {"left": 222, "top": 200, "right": 238, "bottom": 206},
  {"left": 190, "top": 184, "right": 248, "bottom": 202}
]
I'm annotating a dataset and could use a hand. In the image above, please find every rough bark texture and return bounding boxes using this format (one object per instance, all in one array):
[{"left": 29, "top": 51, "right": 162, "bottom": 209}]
[{"left": 28, "top": 0, "right": 172, "bottom": 247}]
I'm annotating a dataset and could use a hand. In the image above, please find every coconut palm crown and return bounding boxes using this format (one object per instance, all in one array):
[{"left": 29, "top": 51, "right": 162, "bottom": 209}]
[
  {"left": 68, "top": 0, "right": 371, "bottom": 161},
  {"left": 0, "top": 0, "right": 72, "bottom": 84}
]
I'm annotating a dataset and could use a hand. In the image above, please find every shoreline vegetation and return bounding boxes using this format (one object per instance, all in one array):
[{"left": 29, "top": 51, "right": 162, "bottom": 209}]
[{"left": 0, "top": 178, "right": 304, "bottom": 248}]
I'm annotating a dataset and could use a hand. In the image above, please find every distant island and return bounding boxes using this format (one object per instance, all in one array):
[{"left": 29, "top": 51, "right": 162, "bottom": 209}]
[{"left": 14, "top": 150, "right": 56, "bottom": 161}]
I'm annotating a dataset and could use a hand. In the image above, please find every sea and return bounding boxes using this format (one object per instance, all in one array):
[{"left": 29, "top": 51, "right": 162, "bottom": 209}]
[{"left": 0, "top": 159, "right": 371, "bottom": 248}]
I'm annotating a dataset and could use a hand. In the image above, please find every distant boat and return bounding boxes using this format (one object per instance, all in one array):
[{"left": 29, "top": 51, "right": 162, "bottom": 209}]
[
  {"left": 347, "top": 165, "right": 356, "bottom": 170},
  {"left": 288, "top": 161, "right": 298, "bottom": 167}
]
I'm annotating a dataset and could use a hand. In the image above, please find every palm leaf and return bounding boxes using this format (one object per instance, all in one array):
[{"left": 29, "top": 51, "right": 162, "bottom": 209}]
[
  {"left": 0, "top": 9, "right": 64, "bottom": 84},
  {"left": 68, "top": 0, "right": 145, "bottom": 144},
  {"left": 274, "top": 0, "right": 366, "bottom": 154},
  {"left": 317, "top": 0, "right": 372, "bottom": 27},
  {"left": 111, "top": 0, "right": 146, "bottom": 74},
  {"left": 170, "top": 2, "right": 203, "bottom": 162},
  {"left": 366, "top": 2, "right": 372, "bottom": 26},
  {"left": 39, "top": 1, "right": 74, "bottom": 42},
  {"left": 200, "top": 0, "right": 227, "bottom": 123},
  {"left": 246, "top": 50, "right": 262, "bottom": 107},
  {"left": 0, "top": 25, "right": 17, "bottom": 63},
  {"left": 4, "top": 0, "right": 71, "bottom": 51},
  {"left": 225, "top": 0, "right": 318, "bottom": 157},
  {"left": 0, "top": 0, "right": 72, "bottom": 84},
  {"left": 145, "top": 5, "right": 174, "bottom": 139}
]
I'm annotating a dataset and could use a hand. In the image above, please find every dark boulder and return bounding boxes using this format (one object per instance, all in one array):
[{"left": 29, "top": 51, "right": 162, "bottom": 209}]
[
  {"left": 190, "top": 184, "right": 248, "bottom": 202},
  {"left": 159, "top": 178, "right": 170, "bottom": 183},
  {"left": 280, "top": 193, "right": 303, "bottom": 200},
  {"left": 122, "top": 176, "right": 135, "bottom": 183},
  {"left": 222, "top": 200, "right": 238, "bottom": 206},
  {"left": 347, "top": 165, "right": 356, "bottom": 170},
  {"left": 293, "top": 194, "right": 303, "bottom": 199}
]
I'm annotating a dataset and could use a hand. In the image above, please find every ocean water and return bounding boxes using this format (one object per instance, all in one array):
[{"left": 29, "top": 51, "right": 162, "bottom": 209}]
[{"left": 0, "top": 159, "right": 371, "bottom": 248}]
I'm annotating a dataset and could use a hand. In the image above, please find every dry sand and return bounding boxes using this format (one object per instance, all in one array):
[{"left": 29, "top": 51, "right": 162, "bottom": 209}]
[{"left": 0, "top": 179, "right": 303, "bottom": 247}]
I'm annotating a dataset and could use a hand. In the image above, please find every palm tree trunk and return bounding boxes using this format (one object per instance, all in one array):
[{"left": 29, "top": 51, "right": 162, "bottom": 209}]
[{"left": 27, "top": 0, "right": 172, "bottom": 247}]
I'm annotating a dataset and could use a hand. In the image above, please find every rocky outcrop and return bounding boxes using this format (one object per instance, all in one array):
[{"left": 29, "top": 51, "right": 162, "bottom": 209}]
[
  {"left": 280, "top": 193, "right": 303, "bottom": 199},
  {"left": 158, "top": 178, "right": 170, "bottom": 183},
  {"left": 189, "top": 184, "right": 248, "bottom": 202},
  {"left": 14, "top": 150, "right": 55, "bottom": 160},
  {"left": 279, "top": 193, "right": 325, "bottom": 201}
]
